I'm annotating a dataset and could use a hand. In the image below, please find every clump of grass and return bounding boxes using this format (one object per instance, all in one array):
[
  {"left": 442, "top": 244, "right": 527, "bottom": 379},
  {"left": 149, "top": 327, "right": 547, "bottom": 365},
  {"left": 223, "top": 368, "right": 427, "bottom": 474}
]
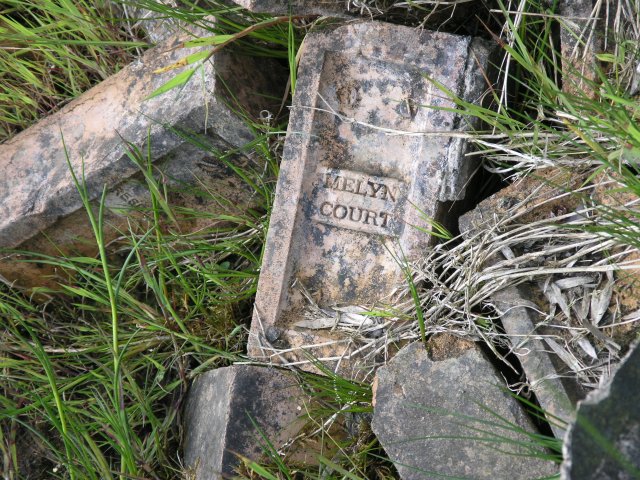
[
  {"left": 407, "top": 176, "right": 640, "bottom": 390},
  {"left": 0, "top": 2, "right": 298, "bottom": 476},
  {"left": 121, "top": 0, "right": 301, "bottom": 57},
  {"left": 0, "top": 118, "right": 280, "bottom": 477},
  {"left": 0, "top": 0, "right": 146, "bottom": 143},
  {"left": 401, "top": 0, "right": 640, "bottom": 392}
]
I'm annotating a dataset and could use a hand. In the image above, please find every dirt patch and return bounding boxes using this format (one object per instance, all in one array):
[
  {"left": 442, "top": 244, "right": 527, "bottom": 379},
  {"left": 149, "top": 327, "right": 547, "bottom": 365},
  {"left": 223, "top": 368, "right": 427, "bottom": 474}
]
[
  {"left": 613, "top": 250, "right": 640, "bottom": 314},
  {"left": 11, "top": 425, "right": 56, "bottom": 479},
  {"left": 427, "top": 333, "right": 475, "bottom": 361},
  {"left": 464, "top": 168, "right": 587, "bottom": 225}
]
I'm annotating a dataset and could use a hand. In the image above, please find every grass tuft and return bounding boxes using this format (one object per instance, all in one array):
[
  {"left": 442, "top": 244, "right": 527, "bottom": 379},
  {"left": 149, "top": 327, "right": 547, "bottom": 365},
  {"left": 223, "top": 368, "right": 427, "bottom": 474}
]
[{"left": 0, "top": 0, "right": 145, "bottom": 142}]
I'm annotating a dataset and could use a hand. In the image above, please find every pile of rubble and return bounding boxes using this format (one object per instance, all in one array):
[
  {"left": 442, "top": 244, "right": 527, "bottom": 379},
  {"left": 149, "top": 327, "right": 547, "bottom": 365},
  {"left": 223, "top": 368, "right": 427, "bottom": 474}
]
[{"left": 2, "top": 1, "right": 638, "bottom": 479}]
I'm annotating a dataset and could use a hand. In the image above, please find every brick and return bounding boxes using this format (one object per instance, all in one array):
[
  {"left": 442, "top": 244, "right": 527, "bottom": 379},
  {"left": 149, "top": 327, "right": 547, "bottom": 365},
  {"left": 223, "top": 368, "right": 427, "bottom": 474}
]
[
  {"left": 183, "top": 365, "right": 305, "bottom": 479},
  {"left": 0, "top": 24, "right": 284, "bottom": 288},
  {"left": 248, "top": 21, "right": 493, "bottom": 372}
]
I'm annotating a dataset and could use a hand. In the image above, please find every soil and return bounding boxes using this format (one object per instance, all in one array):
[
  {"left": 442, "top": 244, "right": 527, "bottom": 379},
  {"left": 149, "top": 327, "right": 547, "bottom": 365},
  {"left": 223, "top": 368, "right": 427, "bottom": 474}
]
[
  {"left": 613, "top": 250, "right": 640, "bottom": 314},
  {"left": 468, "top": 168, "right": 587, "bottom": 226},
  {"left": 427, "top": 333, "right": 475, "bottom": 361},
  {"left": 14, "top": 425, "right": 56, "bottom": 479}
]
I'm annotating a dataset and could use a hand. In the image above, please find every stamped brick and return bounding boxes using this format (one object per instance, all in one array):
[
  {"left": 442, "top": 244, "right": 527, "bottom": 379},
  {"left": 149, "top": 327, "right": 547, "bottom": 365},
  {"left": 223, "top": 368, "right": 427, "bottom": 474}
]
[{"left": 248, "top": 21, "right": 494, "bottom": 372}]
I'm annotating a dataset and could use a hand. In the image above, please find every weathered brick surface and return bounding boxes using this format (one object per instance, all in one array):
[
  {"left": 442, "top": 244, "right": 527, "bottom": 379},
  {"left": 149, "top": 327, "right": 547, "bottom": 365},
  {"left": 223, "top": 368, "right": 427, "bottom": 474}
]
[
  {"left": 183, "top": 365, "right": 305, "bottom": 480},
  {"left": 248, "top": 21, "right": 493, "bottom": 371},
  {"left": 0, "top": 24, "right": 284, "bottom": 288}
]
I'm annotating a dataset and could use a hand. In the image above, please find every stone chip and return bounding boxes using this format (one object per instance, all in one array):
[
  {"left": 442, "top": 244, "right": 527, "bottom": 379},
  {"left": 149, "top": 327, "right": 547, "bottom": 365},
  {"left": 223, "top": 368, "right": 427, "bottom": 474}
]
[{"left": 371, "top": 341, "right": 558, "bottom": 480}]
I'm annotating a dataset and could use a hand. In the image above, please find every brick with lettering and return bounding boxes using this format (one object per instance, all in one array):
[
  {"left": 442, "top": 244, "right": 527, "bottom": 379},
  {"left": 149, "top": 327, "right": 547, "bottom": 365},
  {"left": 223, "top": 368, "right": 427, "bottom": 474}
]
[{"left": 248, "top": 21, "right": 494, "bottom": 373}]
